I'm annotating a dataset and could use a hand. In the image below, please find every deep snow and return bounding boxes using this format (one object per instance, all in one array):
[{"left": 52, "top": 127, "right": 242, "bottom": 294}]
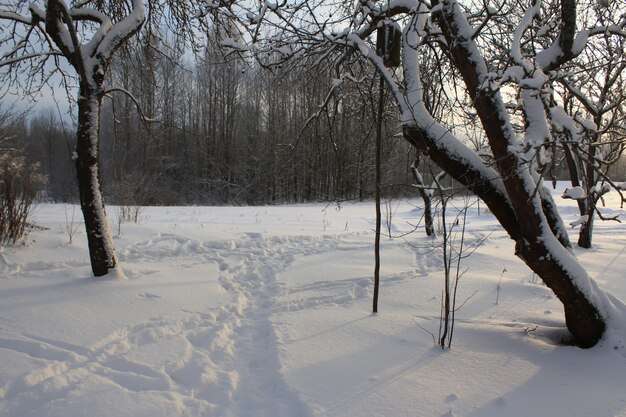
[{"left": 1, "top": 186, "right": 626, "bottom": 417}]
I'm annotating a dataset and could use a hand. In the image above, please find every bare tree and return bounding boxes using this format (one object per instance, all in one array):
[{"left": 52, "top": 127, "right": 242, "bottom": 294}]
[
  {"left": 0, "top": 1, "right": 146, "bottom": 276},
  {"left": 552, "top": 2, "right": 626, "bottom": 248}
]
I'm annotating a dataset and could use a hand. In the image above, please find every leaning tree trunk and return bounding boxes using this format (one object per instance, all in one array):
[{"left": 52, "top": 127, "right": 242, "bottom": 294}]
[
  {"left": 405, "top": 125, "right": 605, "bottom": 347},
  {"left": 75, "top": 84, "right": 118, "bottom": 277},
  {"left": 416, "top": 0, "right": 607, "bottom": 347}
]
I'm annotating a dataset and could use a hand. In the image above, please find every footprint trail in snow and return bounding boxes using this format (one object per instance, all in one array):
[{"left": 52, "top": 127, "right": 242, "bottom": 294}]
[{"left": 0, "top": 228, "right": 430, "bottom": 417}]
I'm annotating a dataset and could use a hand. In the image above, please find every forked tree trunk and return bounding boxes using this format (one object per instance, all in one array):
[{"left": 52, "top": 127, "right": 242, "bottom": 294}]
[{"left": 76, "top": 85, "right": 118, "bottom": 277}]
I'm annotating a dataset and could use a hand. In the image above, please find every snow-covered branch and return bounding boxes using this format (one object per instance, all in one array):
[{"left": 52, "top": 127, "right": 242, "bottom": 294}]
[{"left": 95, "top": 0, "right": 145, "bottom": 61}]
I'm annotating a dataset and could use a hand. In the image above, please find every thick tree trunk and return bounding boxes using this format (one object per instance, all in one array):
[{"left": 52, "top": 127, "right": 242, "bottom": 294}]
[
  {"left": 404, "top": 127, "right": 605, "bottom": 347},
  {"left": 406, "top": 0, "right": 606, "bottom": 347},
  {"left": 39, "top": 0, "right": 143, "bottom": 276},
  {"left": 76, "top": 85, "right": 118, "bottom": 277},
  {"left": 516, "top": 237, "right": 603, "bottom": 347},
  {"left": 403, "top": 127, "right": 520, "bottom": 241}
]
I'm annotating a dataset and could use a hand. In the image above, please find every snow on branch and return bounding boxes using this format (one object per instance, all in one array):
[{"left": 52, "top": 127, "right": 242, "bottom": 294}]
[
  {"left": 45, "top": 0, "right": 78, "bottom": 59},
  {"left": 0, "top": 10, "right": 34, "bottom": 25},
  {"left": 94, "top": 0, "right": 145, "bottom": 61},
  {"left": 220, "top": 37, "right": 252, "bottom": 52},
  {"left": 562, "top": 186, "right": 587, "bottom": 200},
  {"left": 569, "top": 215, "right": 588, "bottom": 228},
  {"left": 510, "top": 0, "right": 541, "bottom": 73},
  {"left": 69, "top": 8, "right": 112, "bottom": 58},
  {"left": 588, "top": 25, "right": 626, "bottom": 38},
  {"left": 535, "top": 0, "right": 579, "bottom": 71}
]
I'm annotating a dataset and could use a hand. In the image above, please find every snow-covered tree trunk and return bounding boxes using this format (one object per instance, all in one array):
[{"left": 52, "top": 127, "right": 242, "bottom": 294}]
[
  {"left": 423, "top": 0, "right": 606, "bottom": 347},
  {"left": 76, "top": 83, "right": 118, "bottom": 276},
  {"left": 42, "top": 0, "right": 144, "bottom": 276}
]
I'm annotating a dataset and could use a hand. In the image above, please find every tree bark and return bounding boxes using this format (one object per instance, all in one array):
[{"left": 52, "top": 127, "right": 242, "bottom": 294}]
[
  {"left": 76, "top": 85, "right": 118, "bottom": 277},
  {"left": 561, "top": 142, "right": 592, "bottom": 248},
  {"left": 577, "top": 211, "right": 594, "bottom": 248},
  {"left": 418, "top": 0, "right": 606, "bottom": 347},
  {"left": 404, "top": 124, "right": 605, "bottom": 347},
  {"left": 578, "top": 131, "right": 600, "bottom": 249},
  {"left": 372, "top": 75, "right": 383, "bottom": 313},
  {"left": 410, "top": 158, "right": 434, "bottom": 236}
]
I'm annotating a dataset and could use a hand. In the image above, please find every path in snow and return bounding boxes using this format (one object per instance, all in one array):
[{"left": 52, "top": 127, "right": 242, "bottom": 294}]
[{"left": 0, "top": 228, "right": 429, "bottom": 417}]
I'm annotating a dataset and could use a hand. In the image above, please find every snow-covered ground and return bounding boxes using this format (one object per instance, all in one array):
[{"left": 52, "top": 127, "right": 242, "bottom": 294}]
[{"left": 1, "top": 185, "right": 626, "bottom": 417}]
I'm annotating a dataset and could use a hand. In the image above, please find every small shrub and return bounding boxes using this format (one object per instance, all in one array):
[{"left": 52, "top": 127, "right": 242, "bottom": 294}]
[{"left": 0, "top": 154, "right": 46, "bottom": 245}]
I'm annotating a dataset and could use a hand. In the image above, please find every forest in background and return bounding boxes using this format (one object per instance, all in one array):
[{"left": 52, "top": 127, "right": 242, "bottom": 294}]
[
  {"left": 6, "top": 43, "right": 626, "bottom": 207},
  {"left": 2, "top": 36, "right": 421, "bottom": 206},
  {"left": 7, "top": 44, "right": 626, "bottom": 207}
]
